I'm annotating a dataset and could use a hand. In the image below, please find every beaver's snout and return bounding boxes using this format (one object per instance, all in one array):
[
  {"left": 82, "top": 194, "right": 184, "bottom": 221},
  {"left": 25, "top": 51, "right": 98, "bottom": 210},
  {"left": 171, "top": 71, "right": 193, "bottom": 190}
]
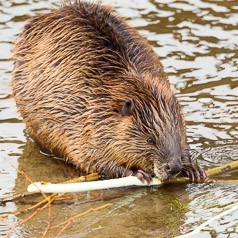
[{"left": 165, "top": 159, "right": 182, "bottom": 177}]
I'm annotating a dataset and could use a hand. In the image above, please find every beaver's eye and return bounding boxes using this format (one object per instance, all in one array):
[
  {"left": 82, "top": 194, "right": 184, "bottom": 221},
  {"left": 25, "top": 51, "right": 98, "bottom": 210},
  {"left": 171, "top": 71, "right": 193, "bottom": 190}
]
[{"left": 147, "top": 137, "right": 155, "bottom": 145}]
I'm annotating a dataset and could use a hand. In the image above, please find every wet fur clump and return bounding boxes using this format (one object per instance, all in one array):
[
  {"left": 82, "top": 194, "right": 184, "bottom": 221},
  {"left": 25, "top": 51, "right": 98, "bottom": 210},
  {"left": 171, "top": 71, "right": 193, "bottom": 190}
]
[{"left": 12, "top": 1, "right": 205, "bottom": 182}]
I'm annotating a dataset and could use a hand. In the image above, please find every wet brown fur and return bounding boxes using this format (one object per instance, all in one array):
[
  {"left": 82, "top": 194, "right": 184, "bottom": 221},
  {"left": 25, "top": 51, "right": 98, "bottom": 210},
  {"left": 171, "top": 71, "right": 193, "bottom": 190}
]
[{"left": 12, "top": 1, "right": 200, "bottom": 180}]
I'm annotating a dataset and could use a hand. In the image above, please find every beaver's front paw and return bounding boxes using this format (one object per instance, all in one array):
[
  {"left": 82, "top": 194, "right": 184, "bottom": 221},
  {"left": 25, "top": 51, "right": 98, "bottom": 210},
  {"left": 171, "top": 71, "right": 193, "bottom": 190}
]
[
  {"left": 182, "top": 164, "right": 206, "bottom": 182},
  {"left": 132, "top": 170, "right": 153, "bottom": 184}
]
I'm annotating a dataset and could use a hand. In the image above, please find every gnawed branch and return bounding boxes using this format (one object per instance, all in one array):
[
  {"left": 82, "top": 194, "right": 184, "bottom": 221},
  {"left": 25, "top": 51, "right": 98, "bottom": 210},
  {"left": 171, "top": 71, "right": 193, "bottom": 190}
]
[{"left": 27, "top": 160, "right": 238, "bottom": 194}]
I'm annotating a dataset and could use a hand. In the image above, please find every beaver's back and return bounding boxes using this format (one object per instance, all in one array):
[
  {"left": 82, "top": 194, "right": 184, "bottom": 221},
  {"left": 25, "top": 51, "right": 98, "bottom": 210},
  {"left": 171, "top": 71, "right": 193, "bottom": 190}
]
[
  {"left": 12, "top": 1, "right": 172, "bottom": 174},
  {"left": 13, "top": 1, "right": 166, "bottom": 80}
]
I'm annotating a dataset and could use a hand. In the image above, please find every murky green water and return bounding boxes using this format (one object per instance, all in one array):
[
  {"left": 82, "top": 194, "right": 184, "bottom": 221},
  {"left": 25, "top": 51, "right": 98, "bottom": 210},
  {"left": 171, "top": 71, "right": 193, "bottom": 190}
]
[{"left": 0, "top": 0, "right": 237, "bottom": 237}]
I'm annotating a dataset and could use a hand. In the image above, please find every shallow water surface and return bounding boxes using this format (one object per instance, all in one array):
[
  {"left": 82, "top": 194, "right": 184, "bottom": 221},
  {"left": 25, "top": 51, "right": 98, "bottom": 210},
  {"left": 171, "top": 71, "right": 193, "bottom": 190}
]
[{"left": 0, "top": 0, "right": 238, "bottom": 237}]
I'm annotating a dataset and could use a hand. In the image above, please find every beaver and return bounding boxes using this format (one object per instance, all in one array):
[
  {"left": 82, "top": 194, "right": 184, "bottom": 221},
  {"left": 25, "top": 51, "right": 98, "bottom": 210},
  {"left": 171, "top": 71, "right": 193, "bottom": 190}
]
[{"left": 12, "top": 1, "right": 205, "bottom": 183}]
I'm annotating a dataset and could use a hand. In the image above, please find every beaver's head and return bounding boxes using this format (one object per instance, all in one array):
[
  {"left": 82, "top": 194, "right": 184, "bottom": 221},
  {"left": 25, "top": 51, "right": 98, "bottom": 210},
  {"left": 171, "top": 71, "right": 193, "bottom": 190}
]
[{"left": 111, "top": 78, "right": 188, "bottom": 181}]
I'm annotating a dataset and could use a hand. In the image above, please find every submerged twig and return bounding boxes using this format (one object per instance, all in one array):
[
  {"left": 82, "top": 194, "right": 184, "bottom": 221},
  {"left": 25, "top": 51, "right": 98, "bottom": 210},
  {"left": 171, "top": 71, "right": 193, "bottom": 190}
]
[
  {"left": 14, "top": 193, "right": 72, "bottom": 216},
  {"left": 18, "top": 169, "right": 48, "bottom": 199},
  {"left": 50, "top": 203, "right": 112, "bottom": 237},
  {"left": 13, "top": 195, "right": 57, "bottom": 231},
  {"left": 0, "top": 192, "right": 36, "bottom": 204},
  {"left": 42, "top": 201, "right": 52, "bottom": 238},
  {"left": 175, "top": 202, "right": 238, "bottom": 238}
]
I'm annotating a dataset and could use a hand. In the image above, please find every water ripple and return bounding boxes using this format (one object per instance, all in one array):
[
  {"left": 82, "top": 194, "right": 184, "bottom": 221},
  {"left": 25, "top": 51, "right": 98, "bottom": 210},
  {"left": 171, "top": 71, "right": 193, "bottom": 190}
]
[{"left": 0, "top": 0, "right": 237, "bottom": 237}]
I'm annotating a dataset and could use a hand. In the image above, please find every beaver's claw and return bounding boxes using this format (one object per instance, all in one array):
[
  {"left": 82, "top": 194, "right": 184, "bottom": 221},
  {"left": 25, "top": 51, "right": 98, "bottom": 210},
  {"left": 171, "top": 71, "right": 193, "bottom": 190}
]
[
  {"left": 133, "top": 170, "right": 153, "bottom": 184},
  {"left": 182, "top": 164, "right": 206, "bottom": 182}
]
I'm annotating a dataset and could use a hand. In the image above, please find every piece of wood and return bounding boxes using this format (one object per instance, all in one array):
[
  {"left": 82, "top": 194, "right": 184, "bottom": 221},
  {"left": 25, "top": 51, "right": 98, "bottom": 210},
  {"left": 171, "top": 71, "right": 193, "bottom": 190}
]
[
  {"left": 205, "top": 160, "right": 238, "bottom": 177},
  {"left": 27, "top": 160, "right": 238, "bottom": 194},
  {"left": 27, "top": 176, "right": 162, "bottom": 193},
  {"left": 0, "top": 173, "right": 99, "bottom": 204}
]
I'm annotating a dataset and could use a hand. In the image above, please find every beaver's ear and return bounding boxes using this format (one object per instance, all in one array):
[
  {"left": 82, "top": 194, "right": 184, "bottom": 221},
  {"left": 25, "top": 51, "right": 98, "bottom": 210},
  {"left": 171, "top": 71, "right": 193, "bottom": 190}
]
[{"left": 121, "top": 99, "right": 135, "bottom": 116}]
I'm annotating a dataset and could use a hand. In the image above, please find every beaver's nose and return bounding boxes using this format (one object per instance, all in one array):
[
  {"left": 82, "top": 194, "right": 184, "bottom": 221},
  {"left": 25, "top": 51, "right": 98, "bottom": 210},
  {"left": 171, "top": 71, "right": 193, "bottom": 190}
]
[{"left": 165, "top": 160, "right": 182, "bottom": 176}]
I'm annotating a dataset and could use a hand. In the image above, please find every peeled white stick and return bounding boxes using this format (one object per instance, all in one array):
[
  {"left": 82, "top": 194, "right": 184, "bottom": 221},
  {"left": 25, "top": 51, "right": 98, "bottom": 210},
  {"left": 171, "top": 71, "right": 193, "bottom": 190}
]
[{"left": 27, "top": 176, "right": 162, "bottom": 193}]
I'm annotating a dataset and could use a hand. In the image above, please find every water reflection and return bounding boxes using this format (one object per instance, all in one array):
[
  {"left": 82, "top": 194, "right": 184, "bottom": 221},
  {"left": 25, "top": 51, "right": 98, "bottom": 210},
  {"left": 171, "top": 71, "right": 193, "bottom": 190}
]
[
  {"left": 182, "top": 183, "right": 238, "bottom": 237},
  {"left": 0, "top": 0, "right": 237, "bottom": 237}
]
